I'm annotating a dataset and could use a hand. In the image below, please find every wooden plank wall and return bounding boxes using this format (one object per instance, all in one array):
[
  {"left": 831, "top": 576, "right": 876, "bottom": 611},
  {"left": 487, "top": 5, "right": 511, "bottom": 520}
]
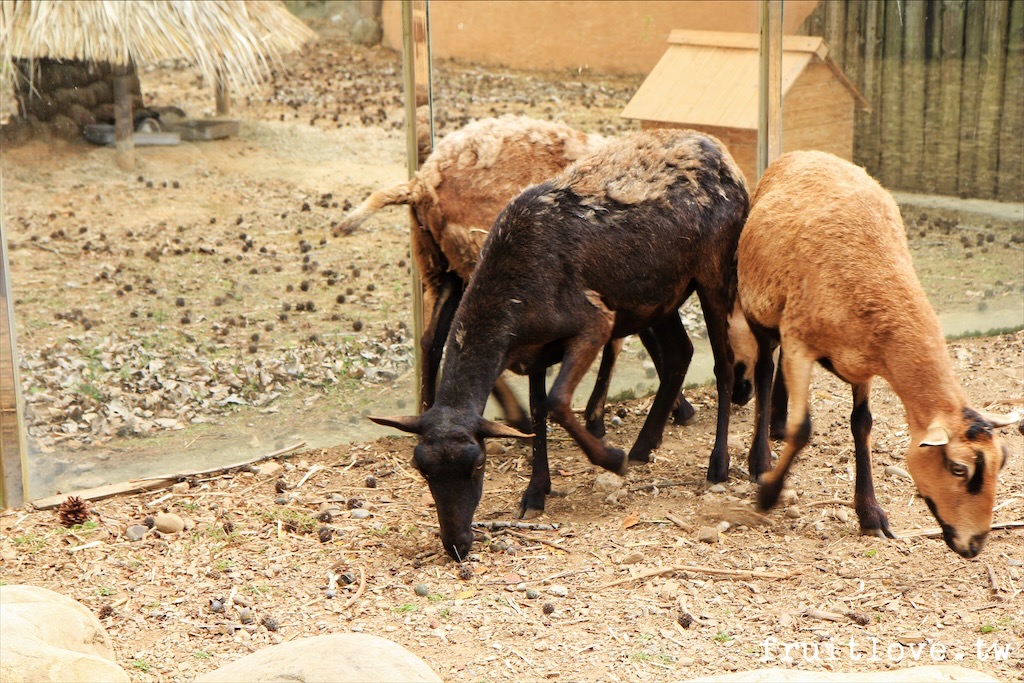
[{"left": 800, "top": 0, "right": 1022, "bottom": 201}]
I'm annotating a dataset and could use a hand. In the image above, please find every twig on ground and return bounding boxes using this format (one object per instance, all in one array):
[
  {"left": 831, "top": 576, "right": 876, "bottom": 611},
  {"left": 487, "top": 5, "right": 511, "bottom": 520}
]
[
  {"left": 628, "top": 480, "right": 700, "bottom": 492},
  {"left": 596, "top": 563, "right": 797, "bottom": 589},
  {"left": 664, "top": 513, "right": 693, "bottom": 532},
  {"left": 806, "top": 498, "right": 854, "bottom": 508},
  {"left": 473, "top": 520, "right": 561, "bottom": 531},
  {"left": 294, "top": 464, "right": 322, "bottom": 489},
  {"left": 897, "top": 520, "right": 1023, "bottom": 539},
  {"left": 805, "top": 607, "right": 844, "bottom": 622},
  {"left": 342, "top": 566, "right": 366, "bottom": 609},
  {"left": 501, "top": 529, "right": 565, "bottom": 550},
  {"left": 986, "top": 564, "right": 1001, "bottom": 595}
]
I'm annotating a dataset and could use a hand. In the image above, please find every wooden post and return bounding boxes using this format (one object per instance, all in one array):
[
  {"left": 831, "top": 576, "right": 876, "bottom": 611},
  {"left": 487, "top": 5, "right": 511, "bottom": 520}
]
[
  {"left": 758, "top": 0, "right": 783, "bottom": 182},
  {"left": 879, "top": 0, "right": 904, "bottom": 187},
  {"left": 997, "top": 0, "right": 1023, "bottom": 200},
  {"left": 957, "top": 0, "right": 986, "bottom": 198},
  {"left": 901, "top": 0, "right": 927, "bottom": 191},
  {"left": 824, "top": 0, "right": 845, "bottom": 68},
  {"left": 857, "top": 0, "right": 884, "bottom": 176},
  {"left": 215, "top": 69, "right": 231, "bottom": 116},
  {"left": 922, "top": 1, "right": 946, "bottom": 194},
  {"left": 113, "top": 63, "right": 135, "bottom": 172},
  {"left": 974, "top": 0, "right": 1010, "bottom": 199},
  {"left": 401, "top": 0, "right": 432, "bottom": 413},
  {"left": 936, "top": 0, "right": 966, "bottom": 197},
  {"left": 0, "top": 205, "right": 28, "bottom": 509}
]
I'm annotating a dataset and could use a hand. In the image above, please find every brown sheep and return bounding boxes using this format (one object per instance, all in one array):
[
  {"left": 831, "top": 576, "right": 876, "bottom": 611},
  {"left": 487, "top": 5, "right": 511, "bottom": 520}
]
[
  {"left": 738, "top": 151, "right": 1018, "bottom": 558},
  {"left": 336, "top": 115, "right": 706, "bottom": 432}
]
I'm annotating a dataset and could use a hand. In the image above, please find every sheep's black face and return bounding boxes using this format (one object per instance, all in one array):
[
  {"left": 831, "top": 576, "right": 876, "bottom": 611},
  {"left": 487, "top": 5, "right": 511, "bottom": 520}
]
[
  {"left": 369, "top": 408, "right": 532, "bottom": 561},
  {"left": 413, "top": 437, "right": 486, "bottom": 562}
]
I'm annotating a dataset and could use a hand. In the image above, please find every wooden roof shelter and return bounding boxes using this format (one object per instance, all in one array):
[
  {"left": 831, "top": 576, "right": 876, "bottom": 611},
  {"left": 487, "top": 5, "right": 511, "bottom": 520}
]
[
  {"left": 0, "top": 1, "right": 316, "bottom": 168},
  {"left": 622, "top": 30, "right": 868, "bottom": 186}
]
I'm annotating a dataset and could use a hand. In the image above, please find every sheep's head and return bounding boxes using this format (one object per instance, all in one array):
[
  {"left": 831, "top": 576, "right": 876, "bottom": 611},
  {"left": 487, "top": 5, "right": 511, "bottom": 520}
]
[
  {"left": 727, "top": 299, "right": 757, "bottom": 406},
  {"left": 369, "top": 407, "right": 532, "bottom": 561},
  {"left": 905, "top": 407, "right": 1018, "bottom": 558}
]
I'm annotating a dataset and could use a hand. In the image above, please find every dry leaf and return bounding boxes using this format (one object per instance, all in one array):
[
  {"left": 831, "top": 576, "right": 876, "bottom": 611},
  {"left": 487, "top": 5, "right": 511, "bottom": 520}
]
[{"left": 622, "top": 512, "right": 640, "bottom": 529}]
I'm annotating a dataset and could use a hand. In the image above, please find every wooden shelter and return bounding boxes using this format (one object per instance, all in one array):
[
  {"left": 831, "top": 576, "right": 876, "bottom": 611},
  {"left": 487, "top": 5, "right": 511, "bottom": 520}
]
[
  {"left": 0, "top": 1, "right": 315, "bottom": 168},
  {"left": 622, "top": 30, "right": 868, "bottom": 186}
]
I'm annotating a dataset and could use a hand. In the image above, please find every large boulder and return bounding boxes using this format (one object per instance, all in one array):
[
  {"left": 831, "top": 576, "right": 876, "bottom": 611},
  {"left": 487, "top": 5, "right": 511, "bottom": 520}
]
[
  {"left": 196, "top": 633, "right": 442, "bottom": 683},
  {"left": 681, "top": 665, "right": 1000, "bottom": 682},
  {"left": 0, "top": 584, "right": 128, "bottom": 683}
]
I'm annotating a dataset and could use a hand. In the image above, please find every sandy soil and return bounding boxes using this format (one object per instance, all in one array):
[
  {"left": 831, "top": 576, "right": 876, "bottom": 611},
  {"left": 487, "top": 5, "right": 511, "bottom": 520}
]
[{"left": 1, "top": 18, "right": 1023, "bottom": 683}]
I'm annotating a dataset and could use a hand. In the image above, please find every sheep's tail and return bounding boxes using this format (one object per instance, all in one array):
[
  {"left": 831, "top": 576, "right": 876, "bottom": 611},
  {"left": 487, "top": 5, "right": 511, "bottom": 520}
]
[{"left": 333, "top": 181, "right": 416, "bottom": 236}]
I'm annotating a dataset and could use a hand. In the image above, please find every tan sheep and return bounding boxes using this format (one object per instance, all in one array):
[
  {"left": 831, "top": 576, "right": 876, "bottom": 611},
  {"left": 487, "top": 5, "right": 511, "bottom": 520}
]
[{"left": 738, "top": 150, "right": 1018, "bottom": 558}]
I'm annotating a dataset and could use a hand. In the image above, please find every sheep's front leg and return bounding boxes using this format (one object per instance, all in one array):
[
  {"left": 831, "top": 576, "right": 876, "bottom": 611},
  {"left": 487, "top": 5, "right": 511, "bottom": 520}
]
[
  {"left": 850, "top": 380, "right": 894, "bottom": 538},
  {"left": 491, "top": 375, "right": 532, "bottom": 435},
  {"left": 546, "top": 317, "right": 626, "bottom": 474},
  {"left": 769, "top": 351, "right": 788, "bottom": 440},
  {"left": 629, "top": 314, "right": 690, "bottom": 462},
  {"left": 746, "top": 325, "right": 776, "bottom": 481},
  {"left": 518, "top": 369, "right": 551, "bottom": 519},
  {"left": 420, "top": 274, "right": 461, "bottom": 412},
  {"left": 758, "top": 341, "right": 813, "bottom": 510}
]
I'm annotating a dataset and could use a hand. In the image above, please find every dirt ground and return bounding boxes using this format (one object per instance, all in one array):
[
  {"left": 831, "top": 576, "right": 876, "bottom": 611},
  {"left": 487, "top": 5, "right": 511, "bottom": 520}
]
[{"left": 1, "top": 16, "right": 1023, "bottom": 683}]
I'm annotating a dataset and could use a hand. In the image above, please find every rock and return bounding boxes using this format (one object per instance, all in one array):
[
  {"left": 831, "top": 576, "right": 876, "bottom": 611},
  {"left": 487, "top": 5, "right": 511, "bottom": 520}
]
[
  {"left": 351, "top": 17, "right": 383, "bottom": 46},
  {"left": 485, "top": 441, "right": 506, "bottom": 455},
  {"left": 171, "top": 481, "right": 190, "bottom": 493},
  {"left": 610, "top": 416, "right": 623, "bottom": 427},
  {"left": 153, "top": 512, "right": 185, "bottom": 533},
  {"left": 195, "top": 633, "right": 442, "bottom": 682},
  {"left": 778, "top": 488, "right": 798, "bottom": 507},
  {"left": 547, "top": 585, "right": 569, "bottom": 597},
  {"left": 697, "top": 526, "right": 719, "bottom": 544},
  {"left": 619, "top": 551, "right": 644, "bottom": 565},
  {"left": 885, "top": 465, "right": 912, "bottom": 480},
  {"left": 785, "top": 506, "right": 802, "bottom": 519},
  {"left": 124, "top": 524, "right": 148, "bottom": 542},
  {"left": 414, "top": 584, "right": 429, "bottom": 597},
  {"left": 834, "top": 508, "right": 850, "bottom": 523},
  {"left": 681, "top": 665, "right": 999, "bottom": 682},
  {"left": 350, "top": 509, "right": 371, "bottom": 519},
  {"left": 526, "top": 589, "right": 540, "bottom": 599},
  {"left": 0, "top": 585, "right": 129, "bottom": 682},
  {"left": 716, "top": 521, "right": 730, "bottom": 533},
  {"left": 593, "top": 471, "right": 624, "bottom": 493},
  {"left": 255, "top": 461, "right": 283, "bottom": 477},
  {"left": 708, "top": 484, "right": 726, "bottom": 494}
]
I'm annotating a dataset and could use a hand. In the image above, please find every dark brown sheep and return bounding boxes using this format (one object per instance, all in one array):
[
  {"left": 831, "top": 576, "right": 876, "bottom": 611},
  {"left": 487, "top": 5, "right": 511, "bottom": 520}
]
[{"left": 371, "top": 129, "right": 752, "bottom": 560}]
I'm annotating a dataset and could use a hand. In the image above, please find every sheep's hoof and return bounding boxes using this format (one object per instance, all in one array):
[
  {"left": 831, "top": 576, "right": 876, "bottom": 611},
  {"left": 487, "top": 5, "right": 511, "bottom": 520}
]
[
  {"left": 672, "top": 398, "right": 696, "bottom": 426},
  {"left": 518, "top": 507, "right": 544, "bottom": 521},
  {"left": 856, "top": 506, "right": 895, "bottom": 539},
  {"left": 756, "top": 476, "right": 783, "bottom": 510},
  {"left": 627, "top": 446, "right": 652, "bottom": 463}
]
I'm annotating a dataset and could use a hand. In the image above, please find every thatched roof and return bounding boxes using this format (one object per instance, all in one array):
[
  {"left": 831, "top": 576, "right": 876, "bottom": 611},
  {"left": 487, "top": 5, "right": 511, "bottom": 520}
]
[{"left": 1, "top": 0, "right": 317, "bottom": 90}]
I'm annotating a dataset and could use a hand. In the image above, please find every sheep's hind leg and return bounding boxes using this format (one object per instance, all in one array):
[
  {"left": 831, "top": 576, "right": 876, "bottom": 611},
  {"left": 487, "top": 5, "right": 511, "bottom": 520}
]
[
  {"left": 698, "top": 286, "right": 736, "bottom": 483},
  {"left": 628, "top": 315, "right": 690, "bottom": 463},
  {"left": 850, "top": 380, "right": 894, "bottom": 538},
  {"left": 492, "top": 375, "right": 532, "bottom": 435},
  {"left": 584, "top": 339, "right": 623, "bottom": 440},
  {"left": 420, "top": 274, "right": 461, "bottom": 412},
  {"left": 639, "top": 327, "right": 695, "bottom": 426},
  {"left": 757, "top": 342, "right": 813, "bottom": 510},
  {"left": 518, "top": 370, "right": 551, "bottom": 519},
  {"left": 769, "top": 351, "right": 788, "bottom": 441}
]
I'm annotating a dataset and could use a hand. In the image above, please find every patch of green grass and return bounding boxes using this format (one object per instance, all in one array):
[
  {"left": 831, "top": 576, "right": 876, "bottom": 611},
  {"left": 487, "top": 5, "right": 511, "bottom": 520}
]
[
  {"left": 76, "top": 382, "right": 104, "bottom": 402},
  {"left": 176, "top": 500, "right": 200, "bottom": 512},
  {"left": 438, "top": 607, "right": 451, "bottom": 619},
  {"left": 94, "top": 586, "right": 115, "bottom": 597},
  {"left": 261, "top": 507, "right": 317, "bottom": 535},
  {"left": 714, "top": 632, "right": 734, "bottom": 643},
  {"left": 194, "top": 651, "right": 211, "bottom": 659},
  {"left": 946, "top": 324, "right": 1024, "bottom": 341},
  {"left": 133, "top": 659, "right": 151, "bottom": 672},
  {"left": 610, "top": 388, "right": 637, "bottom": 402},
  {"left": 630, "top": 652, "right": 653, "bottom": 662},
  {"left": 12, "top": 534, "right": 46, "bottom": 553},
  {"left": 63, "top": 520, "right": 99, "bottom": 533},
  {"left": 427, "top": 593, "right": 444, "bottom": 603},
  {"left": 392, "top": 603, "right": 418, "bottom": 613},
  {"left": 215, "top": 559, "right": 236, "bottom": 572},
  {"left": 863, "top": 548, "right": 878, "bottom": 558}
]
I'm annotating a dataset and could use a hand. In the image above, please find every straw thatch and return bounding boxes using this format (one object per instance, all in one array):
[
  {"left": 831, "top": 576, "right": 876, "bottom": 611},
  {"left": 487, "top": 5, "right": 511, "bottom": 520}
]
[{"left": 0, "top": 0, "right": 317, "bottom": 91}]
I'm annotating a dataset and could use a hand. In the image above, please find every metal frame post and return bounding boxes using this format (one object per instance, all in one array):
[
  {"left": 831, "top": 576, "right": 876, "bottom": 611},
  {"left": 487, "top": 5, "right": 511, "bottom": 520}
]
[{"left": 0, "top": 177, "right": 28, "bottom": 509}]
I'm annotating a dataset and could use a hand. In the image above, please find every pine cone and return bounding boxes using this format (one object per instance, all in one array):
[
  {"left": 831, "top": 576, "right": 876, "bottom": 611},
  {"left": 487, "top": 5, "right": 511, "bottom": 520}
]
[{"left": 57, "top": 496, "right": 91, "bottom": 527}]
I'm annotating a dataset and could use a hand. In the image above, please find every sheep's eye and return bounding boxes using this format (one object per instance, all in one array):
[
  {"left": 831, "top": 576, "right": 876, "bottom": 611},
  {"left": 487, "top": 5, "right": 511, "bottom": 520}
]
[{"left": 949, "top": 463, "right": 968, "bottom": 477}]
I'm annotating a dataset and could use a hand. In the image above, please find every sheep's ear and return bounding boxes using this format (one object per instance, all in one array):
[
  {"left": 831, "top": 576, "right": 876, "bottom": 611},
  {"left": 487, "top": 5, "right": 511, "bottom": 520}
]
[
  {"left": 478, "top": 419, "right": 533, "bottom": 440},
  {"left": 920, "top": 421, "right": 949, "bottom": 447},
  {"left": 369, "top": 415, "right": 424, "bottom": 435},
  {"left": 979, "top": 411, "right": 1021, "bottom": 429}
]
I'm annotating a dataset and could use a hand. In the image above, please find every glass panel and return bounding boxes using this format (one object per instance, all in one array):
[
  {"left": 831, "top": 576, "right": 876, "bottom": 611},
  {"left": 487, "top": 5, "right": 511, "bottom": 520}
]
[{"left": 2, "top": 0, "right": 1020, "bottom": 504}]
